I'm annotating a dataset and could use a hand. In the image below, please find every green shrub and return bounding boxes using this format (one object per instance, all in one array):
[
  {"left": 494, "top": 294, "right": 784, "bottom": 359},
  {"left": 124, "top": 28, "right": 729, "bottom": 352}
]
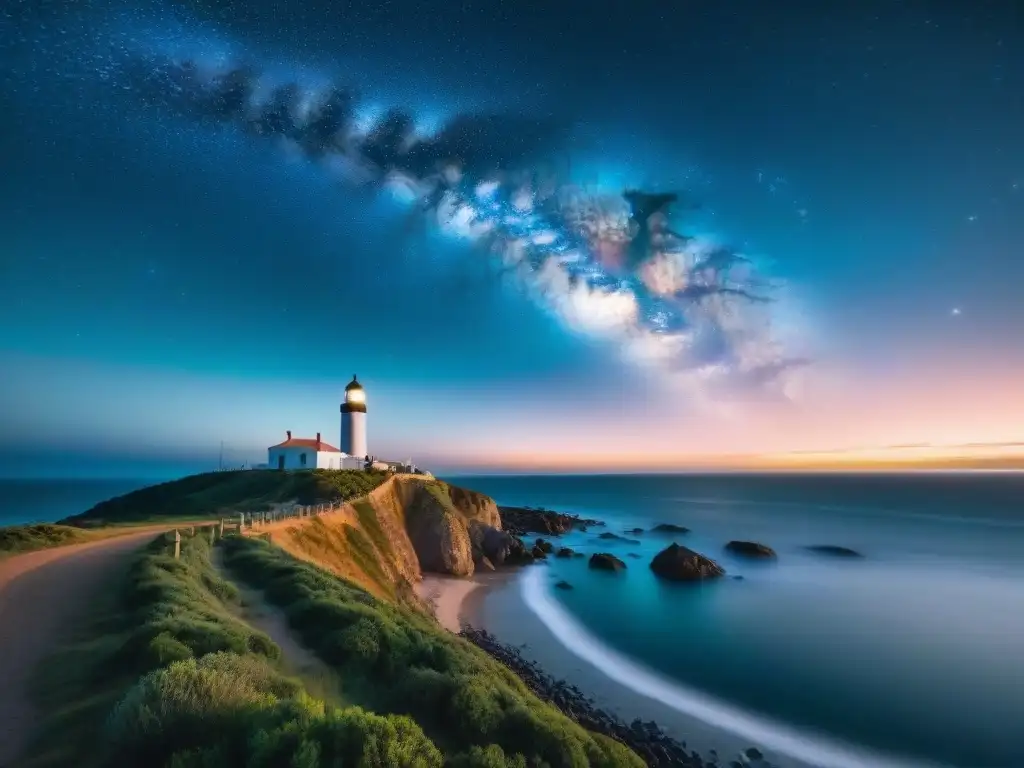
[
  {"left": 449, "top": 744, "right": 529, "bottom": 768},
  {"left": 108, "top": 652, "right": 444, "bottom": 768},
  {"left": 105, "top": 653, "right": 298, "bottom": 762}
]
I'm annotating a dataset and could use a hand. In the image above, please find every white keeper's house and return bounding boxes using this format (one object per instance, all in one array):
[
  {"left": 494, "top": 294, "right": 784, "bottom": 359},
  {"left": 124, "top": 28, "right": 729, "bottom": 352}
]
[{"left": 266, "top": 375, "right": 425, "bottom": 474}]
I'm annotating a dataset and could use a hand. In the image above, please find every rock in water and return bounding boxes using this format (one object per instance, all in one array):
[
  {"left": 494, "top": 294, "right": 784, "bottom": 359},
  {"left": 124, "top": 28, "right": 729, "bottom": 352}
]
[
  {"left": 554, "top": 580, "right": 574, "bottom": 590},
  {"left": 467, "top": 521, "right": 517, "bottom": 565},
  {"left": 589, "top": 553, "right": 627, "bottom": 572},
  {"left": 555, "top": 547, "right": 575, "bottom": 558},
  {"left": 804, "top": 545, "right": 863, "bottom": 558},
  {"left": 498, "top": 506, "right": 602, "bottom": 536},
  {"left": 650, "top": 543, "right": 725, "bottom": 581},
  {"left": 651, "top": 522, "right": 690, "bottom": 534},
  {"left": 724, "top": 540, "right": 777, "bottom": 559},
  {"left": 597, "top": 532, "right": 640, "bottom": 544},
  {"left": 504, "top": 536, "right": 534, "bottom": 564}
]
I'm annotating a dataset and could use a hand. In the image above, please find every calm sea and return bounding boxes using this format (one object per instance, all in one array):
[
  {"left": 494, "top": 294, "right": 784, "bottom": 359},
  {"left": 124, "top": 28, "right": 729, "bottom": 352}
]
[
  {"left": 451, "top": 473, "right": 1024, "bottom": 768},
  {"left": 0, "top": 478, "right": 159, "bottom": 526}
]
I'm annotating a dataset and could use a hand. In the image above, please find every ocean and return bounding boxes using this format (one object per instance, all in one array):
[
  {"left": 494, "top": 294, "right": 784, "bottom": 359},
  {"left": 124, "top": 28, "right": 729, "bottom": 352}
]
[
  {"left": 0, "top": 478, "right": 159, "bottom": 526},
  {"left": 452, "top": 473, "right": 1024, "bottom": 768}
]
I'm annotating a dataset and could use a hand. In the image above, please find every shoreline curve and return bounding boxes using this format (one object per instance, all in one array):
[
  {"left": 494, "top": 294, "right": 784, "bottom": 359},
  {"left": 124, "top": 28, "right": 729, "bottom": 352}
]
[{"left": 519, "top": 567, "right": 950, "bottom": 768}]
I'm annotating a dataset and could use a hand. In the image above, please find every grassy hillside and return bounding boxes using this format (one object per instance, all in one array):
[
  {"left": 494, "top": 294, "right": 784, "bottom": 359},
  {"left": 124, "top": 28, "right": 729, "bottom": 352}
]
[
  {"left": 23, "top": 523, "right": 644, "bottom": 767},
  {"left": 59, "top": 469, "right": 390, "bottom": 526},
  {"left": 23, "top": 529, "right": 447, "bottom": 768},
  {"left": 221, "top": 537, "right": 644, "bottom": 768}
]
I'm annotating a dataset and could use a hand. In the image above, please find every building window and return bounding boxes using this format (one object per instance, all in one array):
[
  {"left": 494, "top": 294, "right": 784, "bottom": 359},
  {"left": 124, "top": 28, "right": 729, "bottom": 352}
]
[{"left": 300, "top": 453, "right": 307, "bottom": 467}]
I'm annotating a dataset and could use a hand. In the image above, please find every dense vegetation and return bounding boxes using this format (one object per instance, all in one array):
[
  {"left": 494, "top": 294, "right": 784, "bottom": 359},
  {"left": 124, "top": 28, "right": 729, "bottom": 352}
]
[
  {"left": 59, "top": 469, "right": 390, "bottom": 526},
  {"left": 24, "top": 529, "right": 444, "bottom": 768},
  {"left": 221, "top": 537, "right": 644, "bottom": 768}
]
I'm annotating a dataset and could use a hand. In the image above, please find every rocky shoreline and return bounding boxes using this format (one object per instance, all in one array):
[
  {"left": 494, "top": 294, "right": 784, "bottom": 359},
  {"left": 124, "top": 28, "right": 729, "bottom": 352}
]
[
  {"left": 459, "top": 626, "right": 776, "bottom": 768},
  {"left": 499, "top": 505, "right": 605, "bottom": 536}
]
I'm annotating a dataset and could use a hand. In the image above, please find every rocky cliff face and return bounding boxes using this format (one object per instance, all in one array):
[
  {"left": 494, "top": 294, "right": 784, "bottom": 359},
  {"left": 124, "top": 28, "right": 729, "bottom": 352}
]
[
  {"left": 401, "top": 481, "right": 477, "bottom": 577},
  {"left": 272, "top": 476, "right": 505, "bottom": 594},
  {"left": 443, "top": 483, "right": 502, "bottom": 530}
]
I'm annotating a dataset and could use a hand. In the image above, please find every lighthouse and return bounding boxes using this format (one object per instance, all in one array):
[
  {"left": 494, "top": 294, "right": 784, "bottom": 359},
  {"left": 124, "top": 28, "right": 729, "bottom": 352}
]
[{"left": 340, "top": 374, "right": 367, "bottom": 460}]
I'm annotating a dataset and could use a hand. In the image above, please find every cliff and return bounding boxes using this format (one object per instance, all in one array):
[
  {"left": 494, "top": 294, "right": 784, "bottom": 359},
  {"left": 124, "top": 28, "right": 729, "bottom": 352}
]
[
  {"left": 264, "top": 475, "right": 505, "bottom": 600},
  {"left": 56, "top": 469, "right": 506, "bottom": 603}
]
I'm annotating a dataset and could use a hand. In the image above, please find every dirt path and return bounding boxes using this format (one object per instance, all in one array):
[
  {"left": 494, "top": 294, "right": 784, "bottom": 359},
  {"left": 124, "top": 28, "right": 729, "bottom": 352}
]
[
  {"left": 0, "top": 526, "right": 184, "bottom": 767},
  {"left": 209, "top": 548, "right": 342, "bottom": 704}
]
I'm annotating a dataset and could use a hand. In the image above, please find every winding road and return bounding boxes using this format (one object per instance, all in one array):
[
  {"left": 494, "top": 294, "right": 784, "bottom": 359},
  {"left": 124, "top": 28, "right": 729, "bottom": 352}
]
[{"left": 0, "top": 528, "right": 177, "bottom": 766}]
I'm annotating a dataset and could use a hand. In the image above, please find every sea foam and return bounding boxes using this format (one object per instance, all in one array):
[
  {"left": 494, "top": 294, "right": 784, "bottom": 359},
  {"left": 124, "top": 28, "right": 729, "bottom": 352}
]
[{"left": 520, "top": 567, "right": 949, "bottom": 768}]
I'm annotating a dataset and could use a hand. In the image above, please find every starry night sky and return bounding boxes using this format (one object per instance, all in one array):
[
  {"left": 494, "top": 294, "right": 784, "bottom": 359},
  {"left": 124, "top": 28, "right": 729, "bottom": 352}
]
[{"left": 1, "top": 0, "right": 1021, "bottom": 477}]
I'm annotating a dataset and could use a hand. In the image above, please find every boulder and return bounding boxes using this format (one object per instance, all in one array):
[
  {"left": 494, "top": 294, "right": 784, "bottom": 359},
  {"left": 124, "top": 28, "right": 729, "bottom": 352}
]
[
  {"left": 504, "top": 537, "right": 535, "bottom": 565},
  {"left": 589, "top": 553, "right": 627, "bottom": 572},
  {"left": 555, "top": 547, "right": 575, "bottom": 558},
  {"left": 535, "top": 538, "right": 554, "bottom": 554},
  {"left": 804, "top": 545, "right": 863, "bottom": 558},
  {"left": 625, "top": 527, "right": 644, "bottom": 535},
  {"left": 650, "top": 543, "right": 725, "bottom": 582},
  {"left": 554, "top": 580, "right": 574, "bottom": 590},
  {"left": 482, "top": 525, "right": 515, "bottom": 563},
  {"left": 724, "top": 540, "right": 776, "bottom": 559},
  {"left": 597, "top": 532, "right": 640, "bottom": 544},
  {"left": 531, "top": 544, "right": 548, "bottom": 559},
  {"left": 651, "top": 523, "right": 690, "bottom": 534}
]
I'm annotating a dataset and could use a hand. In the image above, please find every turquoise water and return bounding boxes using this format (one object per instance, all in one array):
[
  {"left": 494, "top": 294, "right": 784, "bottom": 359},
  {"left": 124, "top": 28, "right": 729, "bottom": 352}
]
[{"left": 452, "top": 473, "right": 1024, "bottom": 768}]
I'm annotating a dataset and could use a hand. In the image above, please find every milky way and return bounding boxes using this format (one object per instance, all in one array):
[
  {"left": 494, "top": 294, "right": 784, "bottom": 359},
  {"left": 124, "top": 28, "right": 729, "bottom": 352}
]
[{"left": 13, "top": 2, "right": 808, "bottom": 404}]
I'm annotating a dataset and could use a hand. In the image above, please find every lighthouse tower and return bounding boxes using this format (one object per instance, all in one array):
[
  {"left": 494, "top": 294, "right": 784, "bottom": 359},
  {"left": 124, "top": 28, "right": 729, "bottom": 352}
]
[{"left": 340, "top": 375, "right": 368, "bottom": 460}]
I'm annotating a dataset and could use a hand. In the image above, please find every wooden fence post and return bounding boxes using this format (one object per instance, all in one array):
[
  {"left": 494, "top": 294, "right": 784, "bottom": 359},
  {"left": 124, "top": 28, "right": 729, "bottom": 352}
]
[
  {"left": 238, "top": 512, "right": 245, "bottom": 532},
  {"left": 219, "top": 518, "right": 224, "bottom": 538},
  {"left": 173, "top": 529, "right": 181, "bottom": 560},
  {"left": 209, "top": 525, "right": 216, "bottom": 545}
]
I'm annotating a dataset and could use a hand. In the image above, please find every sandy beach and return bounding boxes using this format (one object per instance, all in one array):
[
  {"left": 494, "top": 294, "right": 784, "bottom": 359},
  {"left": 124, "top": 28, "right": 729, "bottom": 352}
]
[{"left": 416, "top": 573, "right": 490, "bottom": 633}]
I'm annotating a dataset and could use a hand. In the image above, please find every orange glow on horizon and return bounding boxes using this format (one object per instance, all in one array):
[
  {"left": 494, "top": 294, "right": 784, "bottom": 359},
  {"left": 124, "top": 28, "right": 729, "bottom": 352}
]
[{"left": 429, "top": 441, "right": 1024, "bottom": 473}]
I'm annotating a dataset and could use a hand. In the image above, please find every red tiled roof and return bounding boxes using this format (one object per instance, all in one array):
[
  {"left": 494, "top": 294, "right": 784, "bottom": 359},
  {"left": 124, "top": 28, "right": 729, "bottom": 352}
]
[{"left": 269, "top": 437, "right": 342, "bottom": 453}]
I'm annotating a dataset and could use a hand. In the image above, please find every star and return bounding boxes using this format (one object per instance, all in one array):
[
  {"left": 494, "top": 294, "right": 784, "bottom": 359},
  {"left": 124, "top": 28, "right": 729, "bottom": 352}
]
[
  {"left": 967, "top": 215, "right": 977, "bottom": 222},
  {"left": 951, "top": 307, "right": 962, "bottom": 317}
]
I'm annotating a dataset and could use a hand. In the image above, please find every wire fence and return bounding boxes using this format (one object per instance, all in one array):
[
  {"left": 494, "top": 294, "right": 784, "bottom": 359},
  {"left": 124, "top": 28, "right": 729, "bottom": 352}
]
[{"left": 225, "top": 498, "right": 350, "bottom": 534}]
